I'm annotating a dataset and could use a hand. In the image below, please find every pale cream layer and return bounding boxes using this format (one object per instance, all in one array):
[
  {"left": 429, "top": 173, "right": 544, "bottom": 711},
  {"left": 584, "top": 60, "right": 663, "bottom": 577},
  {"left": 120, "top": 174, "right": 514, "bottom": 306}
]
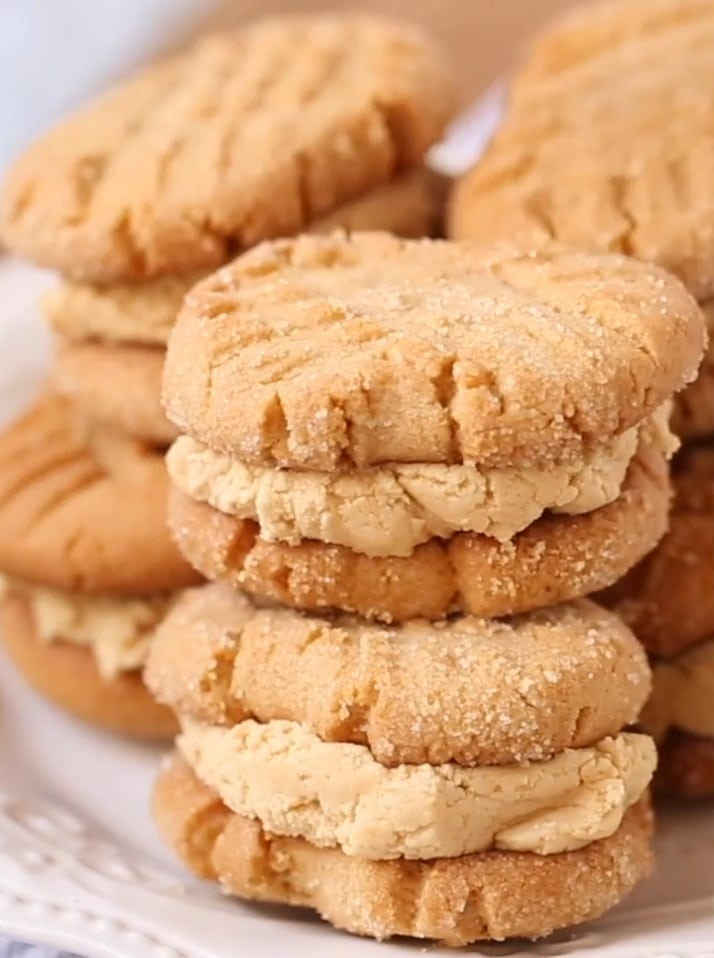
[
  {"left": 1, "top": 576, "right": 171, "bottom": 679},
  {"left": 178, "top": 719, "right": 655, "bottom": 860},
  {"left": 167, "top": 407, "right": 675, "bottom": 557},
  {"left": 641, "top": 638, "right": 714, "bottom": 740}
]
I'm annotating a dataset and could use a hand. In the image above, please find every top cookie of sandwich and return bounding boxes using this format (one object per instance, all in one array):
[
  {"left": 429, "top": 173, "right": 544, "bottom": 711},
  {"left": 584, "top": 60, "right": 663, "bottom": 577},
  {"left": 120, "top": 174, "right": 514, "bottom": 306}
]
[
  {"left": 449, "top": 0, "right": 714, "bottom": 300},
  {"left": 163, "top": 232, "right": 703, "bottom": 470},
  {"left": 0, "top": 17, "right": 453, "bottom": 283}
]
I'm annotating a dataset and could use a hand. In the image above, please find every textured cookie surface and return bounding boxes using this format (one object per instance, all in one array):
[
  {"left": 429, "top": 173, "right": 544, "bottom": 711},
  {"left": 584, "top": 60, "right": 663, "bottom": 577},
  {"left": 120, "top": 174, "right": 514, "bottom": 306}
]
[
  {"left": 0, "top": 18, "right": 454, "bottom": 282},
  {"left": 42, "top": 168, "right": 444, "bottom": 348},
  {"left": 53, "top": 341, "right": 176, "bottom": 446},
  {"left": 168, "top": 445, "right": 670, "bottom": 621},
  {"left": 154, "top": 755, "right": 653, "bottom": 945},
  {"left": 0, "top": 397, "right": 201, "bottom": 593},
  {"left": 164, "top": 234, "right": 703, "bottom": 470},
  {"left": 146, "top": 583, "right": 651, "bottom": 766},
  {"left": 449, "top": 1, "right": 714, "bottom": 300},
  {"left": 603, "top": 443, "right": 714, "bottom": 657},
  {"left": 0, "top": 591, "right": 176, "bottom": 739}
]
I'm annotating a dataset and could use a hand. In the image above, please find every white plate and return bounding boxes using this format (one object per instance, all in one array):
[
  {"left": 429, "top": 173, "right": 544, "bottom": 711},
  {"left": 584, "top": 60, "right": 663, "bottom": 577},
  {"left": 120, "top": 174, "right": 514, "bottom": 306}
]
[{"left": 1, "top": 239, "right": 714, "bottom": 956}]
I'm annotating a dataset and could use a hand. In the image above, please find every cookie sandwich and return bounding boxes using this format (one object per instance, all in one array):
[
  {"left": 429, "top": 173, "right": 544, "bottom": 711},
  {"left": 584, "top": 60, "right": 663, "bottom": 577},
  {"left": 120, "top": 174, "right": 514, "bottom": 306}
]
[
  {"left": 150, "top": 232, "right": 704, "bottom": 943},
  {"left": 0, "top": 397, "right": 200, "bottom": 737},
  {"left": 449, "top": 0, "right": 714, "bottom": 440},
  {"left": 605, "top": 443, "right": 714, "bottom": 796},
  {"left": 1, "top": 15, "right": 455, "bottom": 445}
]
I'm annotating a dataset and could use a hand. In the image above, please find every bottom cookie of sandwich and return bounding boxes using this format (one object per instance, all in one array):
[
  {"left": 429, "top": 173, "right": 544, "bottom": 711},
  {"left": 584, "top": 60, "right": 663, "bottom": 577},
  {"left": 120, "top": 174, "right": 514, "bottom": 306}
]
[
  {"left": 154, "top": 753, "right": 654, "bottom": 945},
  {"left": 0, "top": 589, "right": 176, "bottom": 739}
]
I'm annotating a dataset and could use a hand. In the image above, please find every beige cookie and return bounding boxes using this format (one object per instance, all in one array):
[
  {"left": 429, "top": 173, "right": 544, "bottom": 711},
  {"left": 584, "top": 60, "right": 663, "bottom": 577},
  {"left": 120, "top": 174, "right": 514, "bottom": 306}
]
[
  {"left": 154, "top": 754, "right": 653, "bottom": 946},
  {"left": 656, "top": 730, "right": 714, "bottom": 798},
  {"left": 0, "top": 396, "right": 201, "bottom": 594},
  {"left": 671, "top": 302, "right": 714, "bottom": 439},
  {"left": 53, "top": 340, "right": 176, "bottom": 446},
  {"left": 449, "top": 3, "right": 714, "bottom": 302},
  {"left": 146, "top": 583, "right": 650, "bottom": 767},
  {"left": 163, "top": 234, "right": 703, "bottom": 471},
  {"left": 603, "top": 442, "right": 714, "bottom": 658},
  {"left": 168, "top": 443, "right": 670, "bottom": 621},
  {"left": 42, "top": 168, "right": 444, "bottom": 349},
  {"left": 0, "top": 590, "right": 176, "bottom": 739},
  {"left": 0, "top": 18, "right": 454, "bottom": 282}
]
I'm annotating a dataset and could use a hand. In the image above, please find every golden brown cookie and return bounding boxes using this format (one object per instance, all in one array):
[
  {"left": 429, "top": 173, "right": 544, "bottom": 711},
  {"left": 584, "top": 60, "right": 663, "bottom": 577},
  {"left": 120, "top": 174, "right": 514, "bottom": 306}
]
[
  {"left": 168, "top": 443, "right": 670, "bottom": 621},
  {"left": 163, "top": 234, "right": 703, "bottom": 471},
  {"left": 448, "top": 2, "right": 714, "bottom": 301},
  {"left": 146, "top": 583, "right": 651, "bottom": 767},
  {"left": 0, "top": 590, "right": 176, "bottom": 739},
  {"left": 671, "top": 302, "right": 714, "bottom": 439},
  {"left": 602, "top": 442, "right": 714, "bottom": 658},
  {"left": 0, "top": 396, "right": 201, "bottom": 594},
  {"left": 52, "top": 340, "right": 177, "bottom": 446},
  {"left": 656, "top": 730, "right": 714, "bottom": 798},
  {"left": 154, "top": 754, "right": 654, "bottom": 946},
  {"left": 42, "top": 168, "right": 444, "bottom": 349},
  {"left": 0, "top": 19, "right": 454, "bottom": 282}
]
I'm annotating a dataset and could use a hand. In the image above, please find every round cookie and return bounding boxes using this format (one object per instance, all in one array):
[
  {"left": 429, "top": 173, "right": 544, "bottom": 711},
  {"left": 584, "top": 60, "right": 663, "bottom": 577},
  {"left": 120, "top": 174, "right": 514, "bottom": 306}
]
[
  {"left": 53, "top": 341, "right": 177, "bottom": 446},
  {"left": 448, "top": 4, "right": 714, "bottom": 302},
  {"left": 163, "top": 234, "right": 703, "bottom": 471},
  {"left": 656, "top": 730, "right": 714, "bottom": 798},
  {"left": 146, "top": 583, "right": 651, "bottom": 767},
  {"left": 168, "top": 443, "right": 670, "bottom": 621},
  {"left": 0, "top": 19, "right": 454, "bottom": 282},
  {"left": 154, "top": 754, "right": 654, "bottom": 946},
  {"left": 0, "top": 397, "right": 201, "bottom": 594},
  {"left": 0, "top": 590, "right": 176, "bottom": 739},
  {"left": 602, "top": 442, "right": 714, "bottom": 658},
  {"left": 42, "top": 168, "right": 445, "bottom": 350}
]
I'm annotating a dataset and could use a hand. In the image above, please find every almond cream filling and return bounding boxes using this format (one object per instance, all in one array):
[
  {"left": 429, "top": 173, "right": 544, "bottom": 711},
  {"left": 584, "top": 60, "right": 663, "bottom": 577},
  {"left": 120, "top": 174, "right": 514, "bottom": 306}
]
[
  {"left": 641, "top": 638, "right": 714, "bottom": 741},
  {"left": 178, "top": 718, "right": 655, "bottom": 860},
  {"left": 167, "top": 406, "right": 675, "bottom": 557},
  {"left": 0, "top": 576, "right": 171, "bottom": 679}
]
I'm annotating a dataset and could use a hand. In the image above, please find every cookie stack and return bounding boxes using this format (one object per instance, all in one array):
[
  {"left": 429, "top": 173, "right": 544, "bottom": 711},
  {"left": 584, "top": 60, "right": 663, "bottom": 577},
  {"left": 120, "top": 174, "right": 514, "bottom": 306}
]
[
  {"left": 148, "top": 232, "right": 704, "bottom": 943},
  {"left": 0, "top": 15, "right": 454, "bottom": 735},
  {"left": 448, "top": 0, "right": 714, "bottom": 796}
]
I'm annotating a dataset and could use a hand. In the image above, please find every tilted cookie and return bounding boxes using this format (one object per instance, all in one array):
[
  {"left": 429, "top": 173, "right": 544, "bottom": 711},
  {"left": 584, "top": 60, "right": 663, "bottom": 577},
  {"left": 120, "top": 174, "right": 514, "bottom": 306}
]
[
  {"left": 0, "top": 587, "right": 176, "bottom": 739},
  {"left": 177, "top": 717, "right": 654, "bottom": 859},
  {"left": 163, "top": 234, "right": 703, "bottom": 471},
  {"left": 168, "top": 443, "right": 670, "bottom": 620},
  {"left": 146, "top": 583, "right": 651, "bottom": 766},
  {"left": 449, "top": 2, "right": 714, "bottom": 302},
  {"left": 0, "top": 19, "right": 454, "bottom": 282},
  {"left": 41, "top": 168, "right": 444, "bottom": 349},
  {"left": 602, "top": 443, "right": 714, "bottom": 658},
  {"left": 52, "top": 341, "right": 176, "bottom": 446},
  {"left": 154, "top": 754, "right": 654, "bottom": 945},
  {"left": 0, "top": 397, "right": 200, "bottom": 593}
]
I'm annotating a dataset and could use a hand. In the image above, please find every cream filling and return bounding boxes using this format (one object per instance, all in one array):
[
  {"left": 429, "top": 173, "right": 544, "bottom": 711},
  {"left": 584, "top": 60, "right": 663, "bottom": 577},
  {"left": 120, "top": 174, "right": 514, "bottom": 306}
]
[
  {"left": 167, "top": 407, "right": 675, "bottom": 557},
  {"left": 178, "top": 719, "right": 655, "bottom": 860},
  {"left": 641, "top": 638, "right": 714, "bottom": 741},
  {"left": 1, "top": 576, "right": 170, "bottom": 679}
]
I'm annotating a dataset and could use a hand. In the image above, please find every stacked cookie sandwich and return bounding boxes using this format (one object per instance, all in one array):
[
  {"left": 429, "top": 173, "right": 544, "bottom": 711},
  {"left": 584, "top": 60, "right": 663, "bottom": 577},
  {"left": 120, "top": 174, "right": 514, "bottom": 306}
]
[
  {"left": 147, "top": 232, "right": 705, "bottom": 943},
  {"left": 448, "top": 0, "right": 714, "bottom": 795},
  {"left": 0, "top": 16, "right": 454, "bottom": 735}
]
